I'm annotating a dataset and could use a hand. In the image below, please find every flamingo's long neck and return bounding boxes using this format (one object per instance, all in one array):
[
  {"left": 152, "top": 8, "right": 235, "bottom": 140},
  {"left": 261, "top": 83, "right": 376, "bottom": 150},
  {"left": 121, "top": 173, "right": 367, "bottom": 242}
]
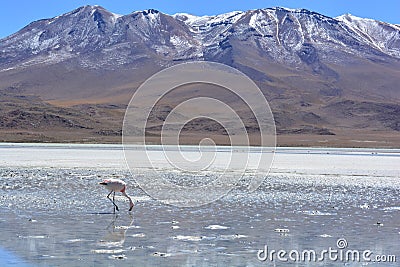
[{"left": 122, "top": 191, "right": 134, "bottom": 211}]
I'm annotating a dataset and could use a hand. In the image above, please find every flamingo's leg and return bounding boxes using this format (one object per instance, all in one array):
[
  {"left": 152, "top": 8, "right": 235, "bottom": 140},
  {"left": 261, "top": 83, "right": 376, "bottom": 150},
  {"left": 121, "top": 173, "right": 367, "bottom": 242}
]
[
  {"left": 113, "top": 191, "right": 116, "bottom": 214},
  {"left": 107, "top": 190, "right": 119, "bottom": 213}
]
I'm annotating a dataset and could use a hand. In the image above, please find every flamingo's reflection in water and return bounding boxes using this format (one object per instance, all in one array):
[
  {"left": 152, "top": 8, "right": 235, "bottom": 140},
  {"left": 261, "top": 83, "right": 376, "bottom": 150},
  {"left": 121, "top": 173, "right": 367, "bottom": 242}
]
[{"left": 93, "top": 215, "right": 136, "bottom": 258}]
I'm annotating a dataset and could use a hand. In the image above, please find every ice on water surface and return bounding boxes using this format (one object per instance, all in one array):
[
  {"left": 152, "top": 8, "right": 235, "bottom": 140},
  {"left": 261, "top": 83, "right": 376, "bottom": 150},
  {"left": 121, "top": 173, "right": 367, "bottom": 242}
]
[{"left": 0, "top": 144, "right": 399, "bottom": 266}]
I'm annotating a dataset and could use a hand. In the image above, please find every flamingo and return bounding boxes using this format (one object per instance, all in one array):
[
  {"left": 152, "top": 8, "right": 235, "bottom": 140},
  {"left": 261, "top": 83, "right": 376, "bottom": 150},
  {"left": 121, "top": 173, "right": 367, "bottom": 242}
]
[{"left": 99, "top": 178, "right": 134, "bottom": 213}]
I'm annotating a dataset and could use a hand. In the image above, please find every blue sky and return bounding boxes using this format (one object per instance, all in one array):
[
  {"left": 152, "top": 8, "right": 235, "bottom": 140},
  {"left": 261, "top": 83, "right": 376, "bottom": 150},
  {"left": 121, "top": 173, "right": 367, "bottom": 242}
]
[{"left": 0, "top": 0, "right": 399, "bottom": 38}]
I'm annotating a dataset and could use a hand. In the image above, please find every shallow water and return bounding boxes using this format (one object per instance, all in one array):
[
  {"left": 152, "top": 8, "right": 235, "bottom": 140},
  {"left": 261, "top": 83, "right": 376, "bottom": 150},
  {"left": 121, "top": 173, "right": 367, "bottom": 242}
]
[{"left": 0, "top": 144, "right": 399, "bottom": 266}]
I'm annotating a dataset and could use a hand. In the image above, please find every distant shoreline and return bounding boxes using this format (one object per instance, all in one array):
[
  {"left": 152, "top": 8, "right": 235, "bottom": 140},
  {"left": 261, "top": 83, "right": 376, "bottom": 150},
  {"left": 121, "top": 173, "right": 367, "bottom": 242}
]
[
  {"left": 0, "top": 142, "right": 399, "bottom": 150},
  {"left": 1, "top": 136, "right": 399, "bottom": 149}
]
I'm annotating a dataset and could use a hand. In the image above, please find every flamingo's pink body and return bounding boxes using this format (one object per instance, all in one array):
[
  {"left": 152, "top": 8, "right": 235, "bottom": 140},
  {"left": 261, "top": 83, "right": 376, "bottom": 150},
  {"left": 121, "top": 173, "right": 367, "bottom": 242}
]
[{"left": 99, "top": 178, "right": 134, "bottom": 212}]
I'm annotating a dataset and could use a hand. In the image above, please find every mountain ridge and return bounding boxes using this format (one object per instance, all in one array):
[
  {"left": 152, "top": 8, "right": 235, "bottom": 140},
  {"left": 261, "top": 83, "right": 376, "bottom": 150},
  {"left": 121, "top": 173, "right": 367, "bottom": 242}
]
[
  {"left": 2, "top": 6, "right": 399, "bottom": 69},
  {"left": 0, "top": 6, "right": 399, "bottom": 147}
]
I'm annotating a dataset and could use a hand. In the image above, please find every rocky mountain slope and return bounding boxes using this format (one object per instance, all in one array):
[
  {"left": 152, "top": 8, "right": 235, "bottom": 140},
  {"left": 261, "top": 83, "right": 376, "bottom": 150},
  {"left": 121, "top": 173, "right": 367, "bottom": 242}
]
[{"left": 0, "top": 6, "right": 399, "bottom": 146}]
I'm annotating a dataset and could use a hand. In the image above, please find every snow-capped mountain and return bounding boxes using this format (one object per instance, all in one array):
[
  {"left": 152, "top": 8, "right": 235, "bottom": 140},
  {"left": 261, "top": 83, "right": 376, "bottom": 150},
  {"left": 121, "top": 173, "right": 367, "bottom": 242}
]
[
  {"left": 1, "top": 5, "right": 399, "bottom": 71},
  {"left": 0, "top": 6, "right": 202, "bottom": 70},
  {"left": 336, "top": 14, "right": 400, "bottom": 57},
  {"left": 0, "top": 6, "right": 399, "bottom": 144}
]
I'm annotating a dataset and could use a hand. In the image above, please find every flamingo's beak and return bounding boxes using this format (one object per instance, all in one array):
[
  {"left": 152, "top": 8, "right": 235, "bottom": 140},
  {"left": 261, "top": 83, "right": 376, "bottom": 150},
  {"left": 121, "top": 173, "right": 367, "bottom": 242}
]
[{"left": 99, "top": 182, "right": 107, "bottom": 185}]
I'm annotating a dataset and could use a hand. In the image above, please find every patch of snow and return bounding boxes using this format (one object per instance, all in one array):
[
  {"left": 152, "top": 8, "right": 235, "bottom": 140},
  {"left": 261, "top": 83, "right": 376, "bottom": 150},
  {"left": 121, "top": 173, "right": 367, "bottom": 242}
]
[
  {"left": 0, "top": 67, "right": 16, "bottom": 73},
  {"left": 170, "top": 35, "right": 190, "bottom": 48},
  {"left": 336, "top": 13, "right": 375, "bottom": 24},
  {"left": 174, "top": 11, "right": 244, "bottom": 29},
  {"left": 142, "top": 10, "right": 160, "bottom": 26},
  {"left": 89, "top": 7, "right": 97, "bottom": 17},
  {"left": 173, "top": 13, "right": 200, "bottom": 24},
  {"left": 111, "top": 12, "right": 123, "bottom": 23},
  {"left": 29, "top": 31, "right": 43, "bottom": 50},
  {"left": 269, "top": 7, "right": 298, "bottom": 13},
  {"left": 336, "top": 13, "right": 400, "bottom": 56}
]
